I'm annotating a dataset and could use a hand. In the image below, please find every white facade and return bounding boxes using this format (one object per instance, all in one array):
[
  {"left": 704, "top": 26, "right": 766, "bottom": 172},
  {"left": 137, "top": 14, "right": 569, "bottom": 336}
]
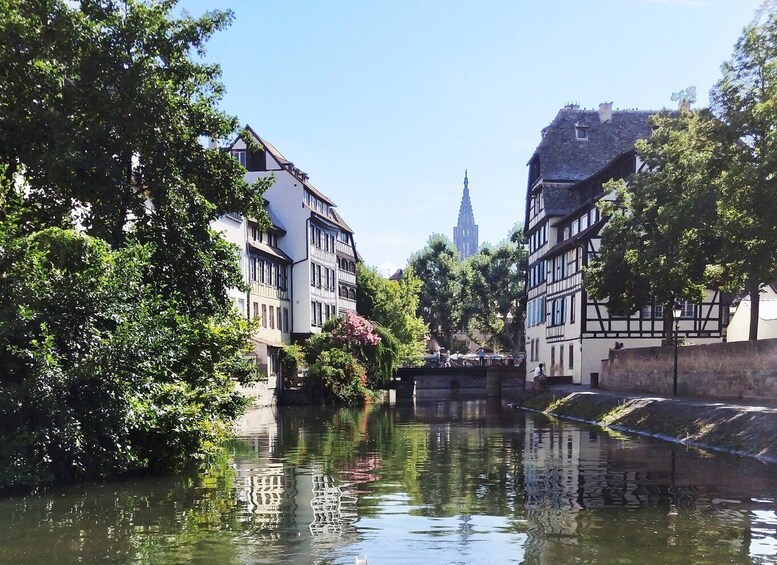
[
  {"left": 727, "top": 285, "right": 777, "bottom": 342},
  {"left": 235, "top": 127, "right": 359, "bottom": 340},
  {"left": 212, "top": 212, "right": 249, "bottom": 317}
]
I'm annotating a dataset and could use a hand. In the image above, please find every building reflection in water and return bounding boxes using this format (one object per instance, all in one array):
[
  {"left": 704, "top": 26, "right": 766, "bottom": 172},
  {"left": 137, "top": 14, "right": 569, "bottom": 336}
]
[{"left": 232, "top": 400, "right": 777, "bottom": 564}]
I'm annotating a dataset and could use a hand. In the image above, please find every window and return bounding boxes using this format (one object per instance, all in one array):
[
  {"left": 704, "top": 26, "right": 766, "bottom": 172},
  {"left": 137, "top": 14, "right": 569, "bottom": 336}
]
[
  {"left": 570, "top": 294, "right": 576, "bottom": 324},
  {"left": 551, "top": 298, "right": 565, "bottom": 326},
  {"left": 559, "top": 346, "right": 564, "bottom": 370},
  {"left": 317, "top": 264, "right": 322, "bottom": 288},
  {"left": 571, "top": 220, "right": 579, "bottom": 236},
  {"left": 311, "top": 263, "right": 316, "bottom": 286},
  {"left": 261, "top": 304, "right": 267, "bottom": 328},
  {"left": 678, "top": 300, "right": 695, "bottom": 318},
  {"left": 277, "top": 307, "right": 282, "bottom": 331},
  {"left": 317, "top": 302, "right": 323, "bottom": 326},
  {"left": 311, "top": 301, "right": 317, "bottom": 326},
  {"left": 551, "top": 346, "right": 555, "bottom": 368},
  {"left": 253, "top": 302, "right": 259, "bottom": 320},
  {"left": 232, "top": 150, "right": 246, "bottom": 166},
  {"left": 569, "top": 344, "right": 574, "bottom": 370},
  {"left": 554, "top": 255, "right": 566, "bottom": 281},
  {"left": 269, "top": 306, "right": 275, "bottom": 329},
  {"left": 283, "top": 308, "right": 289, "bottom": 333},
  {"left": 575, "top": 126, "right": 588, "bottom": 140},
  {"left": 641, "top": 303, "right": 665, "bottom": 319}
]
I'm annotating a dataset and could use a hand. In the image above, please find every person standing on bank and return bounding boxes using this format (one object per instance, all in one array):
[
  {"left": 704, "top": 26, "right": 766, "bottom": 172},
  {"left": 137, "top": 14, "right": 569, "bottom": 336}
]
[{"left": 533, "top": 363, "right": 546, "bottom": 389}]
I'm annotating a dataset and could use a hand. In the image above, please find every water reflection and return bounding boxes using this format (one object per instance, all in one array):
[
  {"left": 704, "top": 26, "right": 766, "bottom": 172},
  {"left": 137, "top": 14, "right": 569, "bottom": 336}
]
[{"left": 1, "top": 399, "right": 777, "bottom": 564}]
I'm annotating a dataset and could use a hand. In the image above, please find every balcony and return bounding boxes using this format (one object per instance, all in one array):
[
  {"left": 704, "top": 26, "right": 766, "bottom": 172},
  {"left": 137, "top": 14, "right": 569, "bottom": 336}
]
[{"left": 339, "top": 270, "right": 356, "bottom": 285}]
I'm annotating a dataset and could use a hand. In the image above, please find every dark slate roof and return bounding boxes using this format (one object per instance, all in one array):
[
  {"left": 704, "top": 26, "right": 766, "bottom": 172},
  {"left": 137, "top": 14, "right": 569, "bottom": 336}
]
[
  {"left": 543, "top": 183, "right": 581, "bottom": 217},
  {"left": 532, "top": 108, "right": 655, "bottom": 182}
]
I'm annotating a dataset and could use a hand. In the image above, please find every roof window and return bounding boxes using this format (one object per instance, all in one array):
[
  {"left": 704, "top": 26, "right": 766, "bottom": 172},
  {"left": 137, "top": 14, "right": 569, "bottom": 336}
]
[{"left": 575, "top": 124, "right": 589, "bottom": 140}]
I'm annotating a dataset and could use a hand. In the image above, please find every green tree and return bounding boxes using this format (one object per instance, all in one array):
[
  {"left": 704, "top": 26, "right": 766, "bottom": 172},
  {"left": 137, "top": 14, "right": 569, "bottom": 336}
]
[
  {"left": 0, "top": 0, "right": 271, "bottom": 315},
  {"left": 585, "top": 109, "right": 725, "bottom": 338},
  {"left": 408, "top": 234, "right": 461, "bottom": 350},
  {"left": 302, "top": 312, "right": 394, "bottom": 403},
  {"left": 0, "top": 0, "right": 268, "bottom": 488},
  {"left": 711, "top": 6, "right": 777, "bottom": 340},
  {"left": 356, "top": 263, "right": 426, "bottom": 366},
  {"left": 0, "top": 226, "right": 257, "bottom": 489},
  {"left": 459, "top": 223, "right": 527, "bottom": 355}
]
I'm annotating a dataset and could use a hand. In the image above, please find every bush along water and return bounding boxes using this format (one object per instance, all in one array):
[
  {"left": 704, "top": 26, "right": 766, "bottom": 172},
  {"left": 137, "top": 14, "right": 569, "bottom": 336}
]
[{"left": 303, "top": 312, "right": 400, "bottom": 404}]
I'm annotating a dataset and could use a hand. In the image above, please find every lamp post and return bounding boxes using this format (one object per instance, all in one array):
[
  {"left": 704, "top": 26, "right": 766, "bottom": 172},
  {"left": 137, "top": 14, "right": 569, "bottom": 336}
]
[{"left": 672, "top": 303, "right": 682, "bottom": 396}]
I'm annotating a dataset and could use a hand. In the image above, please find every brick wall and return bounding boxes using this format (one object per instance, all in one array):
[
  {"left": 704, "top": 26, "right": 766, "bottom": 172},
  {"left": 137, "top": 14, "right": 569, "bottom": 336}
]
[{"left": 602, "top": 338, "right": 777, "bottom": 400}]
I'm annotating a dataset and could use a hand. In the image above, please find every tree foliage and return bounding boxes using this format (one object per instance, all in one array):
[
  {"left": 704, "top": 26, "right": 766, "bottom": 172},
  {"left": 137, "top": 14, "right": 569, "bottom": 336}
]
[
  {"left": 302, "top": 312, "right": 398, "bottom": 404},
  {"left": 0, "top": 226, "right": 256, "bottom": 489},
  {"left": 459, "top": 223, "right": 527, "bottom": 353},
  {"left": 587, "top": 6, "right": 777, "bottom": 341},
  {"left": 710, "top": 6, "right": 777, "bottom": 339},
  {"left": 407, "top": 234, "right": 461, "bottom": 350},
  {"left": 585, "top": 109, "right": 726, "bottom": 333},
  {"left": 356, "top": 263, "right": 426, "bottom": 366},
  {"left": 0, "top": 0, "right": 272, "bottom": 315},
  {"left": 0, "top": 0, "right": 268, "bottom": 489}
]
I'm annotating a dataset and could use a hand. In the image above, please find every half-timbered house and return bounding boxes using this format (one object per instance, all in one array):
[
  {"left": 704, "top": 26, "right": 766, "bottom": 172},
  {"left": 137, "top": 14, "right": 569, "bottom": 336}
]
[{"left": 524, "top": 103, "right": 725, "bottom": 385}]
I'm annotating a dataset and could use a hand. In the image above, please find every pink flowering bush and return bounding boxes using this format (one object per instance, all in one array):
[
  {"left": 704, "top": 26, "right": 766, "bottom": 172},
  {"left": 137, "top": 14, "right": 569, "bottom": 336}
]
[
  {"left": 303, "top": 313, "right": 398, "bottom": 404},
  {"left": 330, "top": 311, "right": 381, "bottom": 347}
]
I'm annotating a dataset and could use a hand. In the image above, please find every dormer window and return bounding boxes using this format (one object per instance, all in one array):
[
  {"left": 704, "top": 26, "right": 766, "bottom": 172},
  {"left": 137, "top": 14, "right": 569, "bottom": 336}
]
[
  {"left": 232, "top": 150, "right": 246, "bottom": 166},
  {"left": 575, "top": 125, "right": 588, "bottom": 140}
]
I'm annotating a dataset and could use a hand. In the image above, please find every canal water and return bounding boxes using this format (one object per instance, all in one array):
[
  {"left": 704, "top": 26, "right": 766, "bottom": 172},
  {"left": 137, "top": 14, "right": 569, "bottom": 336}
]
[{"left": 2, "top": 399, "right": 777, "bottom": 564}]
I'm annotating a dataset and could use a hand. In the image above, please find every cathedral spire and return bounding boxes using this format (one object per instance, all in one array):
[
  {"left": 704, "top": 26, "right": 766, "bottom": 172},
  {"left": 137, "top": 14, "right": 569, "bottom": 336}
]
[{"left": 453, "top": 170, "right": 479, "bottom": 260}]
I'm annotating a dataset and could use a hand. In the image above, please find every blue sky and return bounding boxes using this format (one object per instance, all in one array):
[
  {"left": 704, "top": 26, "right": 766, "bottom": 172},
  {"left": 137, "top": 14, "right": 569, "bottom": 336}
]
[{"left": 179, "top": 0, "right": 763, "bottom": 275}]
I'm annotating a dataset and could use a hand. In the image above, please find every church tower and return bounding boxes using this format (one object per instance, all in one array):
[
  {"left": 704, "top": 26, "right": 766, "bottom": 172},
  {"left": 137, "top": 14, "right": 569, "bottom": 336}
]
[{"left": 453, "top": 170, "right": 479, "bottom": 260}]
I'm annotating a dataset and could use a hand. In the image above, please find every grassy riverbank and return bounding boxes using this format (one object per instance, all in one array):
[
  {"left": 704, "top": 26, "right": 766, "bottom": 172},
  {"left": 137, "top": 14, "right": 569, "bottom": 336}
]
[{"left": 514, "top": 389, "right": 777, "bottom": 463}]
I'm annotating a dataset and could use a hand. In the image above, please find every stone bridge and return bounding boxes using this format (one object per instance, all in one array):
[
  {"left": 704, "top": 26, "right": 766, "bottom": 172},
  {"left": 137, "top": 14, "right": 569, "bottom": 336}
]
[{"left": 392, "top": 366, "right": 525, "bottom": 400}]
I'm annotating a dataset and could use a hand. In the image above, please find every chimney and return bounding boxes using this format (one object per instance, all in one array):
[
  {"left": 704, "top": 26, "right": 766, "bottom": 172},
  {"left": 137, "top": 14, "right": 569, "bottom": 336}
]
[{"left": 599, "top": 102, "right": 613, "bottom": 123}]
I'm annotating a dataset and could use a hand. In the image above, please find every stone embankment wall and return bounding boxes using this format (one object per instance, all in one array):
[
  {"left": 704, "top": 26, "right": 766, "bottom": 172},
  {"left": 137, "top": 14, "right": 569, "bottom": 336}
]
[
  {"left": 519, "top": 390, "right": 777, "bottom": 463},
  {"left": 603, "top": 338, "right": 777, "bottom": 401}
]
